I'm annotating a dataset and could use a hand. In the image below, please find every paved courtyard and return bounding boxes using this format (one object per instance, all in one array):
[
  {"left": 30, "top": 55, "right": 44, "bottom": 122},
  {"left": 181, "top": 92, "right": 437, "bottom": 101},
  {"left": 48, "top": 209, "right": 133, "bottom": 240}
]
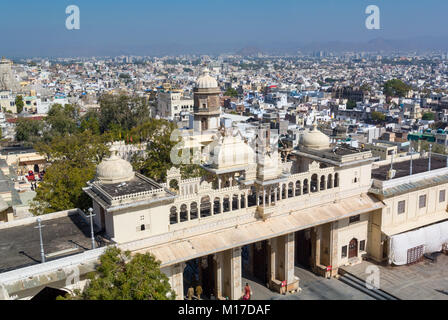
[
  {"left": 340, "top": 255, "right": 448, "bottom": 300},
  {"left": 243, "top": 266, "right": 374, "bottom": 300}
]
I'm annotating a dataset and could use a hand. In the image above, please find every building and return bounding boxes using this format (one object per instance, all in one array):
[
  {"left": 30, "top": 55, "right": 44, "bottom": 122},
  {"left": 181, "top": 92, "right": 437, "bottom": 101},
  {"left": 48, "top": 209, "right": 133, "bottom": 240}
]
[{"left": 157, "top": 90, "right": 193, "bottom": 122}]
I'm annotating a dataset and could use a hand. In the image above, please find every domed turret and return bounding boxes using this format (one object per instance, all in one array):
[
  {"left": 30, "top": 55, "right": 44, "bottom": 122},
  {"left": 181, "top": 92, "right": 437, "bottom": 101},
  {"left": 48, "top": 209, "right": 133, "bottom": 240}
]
[
  {"left": 96, "top": 149, "right": 135, "bottom": 184},
  {"left": 301, "top": 122, "right": 330, "bottom": 150},
  {"left": 208, "top": 133, "right": 255, "bottom": 169},
  {"left": 196, "top": 67, "right": 218, "bottom": 89}
]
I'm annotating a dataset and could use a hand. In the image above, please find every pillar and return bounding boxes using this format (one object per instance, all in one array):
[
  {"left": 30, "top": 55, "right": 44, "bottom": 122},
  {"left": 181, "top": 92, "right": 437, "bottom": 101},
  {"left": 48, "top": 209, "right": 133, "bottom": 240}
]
[
  {"left": 329, "top": 221, "right": 339, "bottom": 277},
  {"left": 230, "top": 247, "right": 242, "bottom": 300},
  {"left": 214, "top": 252, "right": 223, "bottom": 299},
  {"left": 165, "top": 262, "right": 185, "bottom": 300}
]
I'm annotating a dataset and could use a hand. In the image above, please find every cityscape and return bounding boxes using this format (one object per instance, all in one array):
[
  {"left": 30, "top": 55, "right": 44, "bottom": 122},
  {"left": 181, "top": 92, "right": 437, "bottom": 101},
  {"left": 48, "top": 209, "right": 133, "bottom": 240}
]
[{"left": 0, "top": 0, "right": 447, "bottom": 308}]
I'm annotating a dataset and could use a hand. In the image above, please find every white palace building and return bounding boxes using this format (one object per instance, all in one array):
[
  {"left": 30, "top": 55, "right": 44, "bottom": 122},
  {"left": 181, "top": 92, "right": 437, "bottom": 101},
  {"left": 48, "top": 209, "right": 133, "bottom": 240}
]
[{"left": 1, "top": 68, "right": 448, "bottom": 300}]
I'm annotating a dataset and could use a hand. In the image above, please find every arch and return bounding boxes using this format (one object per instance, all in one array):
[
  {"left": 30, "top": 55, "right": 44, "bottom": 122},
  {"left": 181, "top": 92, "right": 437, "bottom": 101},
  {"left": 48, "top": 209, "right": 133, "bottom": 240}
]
[
  {"left": 295, "top": 180, "right": 301, "bottom": 196},
  {"left": 201, "top": 117, "right": 208, "bottom": 131},
  {"left": 281, "top": 184, "right": 287, "bottom": 199},
  {"left": 169, "top": 179, "right": 179, "bottom": 191},
  {"left": 311, "top": 174, "right": 318, "bottom": 193},
  {"left": 232, "top": 194, "right": 239, "bottom": 210},
  {"left": 248, "top": 187, "right": 256, "bottom": 207},
  {"left": 190, "top": 202, "right": 198, "bottom": 220},
  {"left": 200, "top": 196, "right": 211, "bottom": 218},
  {"left": 180, "top": 204, "right": 188, "bottom": 222},
  {"left": 169, "top": 206, "right": 178, "bottom": 225},
  {"left": 270, "top": 187, "right": 276, "bottom": 203},
  {"left": 349, "top": 238, "right": 358, "bottom": 259},
  {"left": 213, "top": 197, "right": 221, "bottom": 214},
  {"left": 334, "top": 173, "right": 339, "bottom": 188},
  {"left": 223, "top": 196, "right": 230, "bottom": 212},
  {"left": 303, "top": 179, "right": 309, "bottom": 194},
  {"left": 240, "top": 194, "right": 246, "bottom": 209},
  {"left": 288, "top": 182, "right": 294, "bottom": 198},
  {"left": 320, "top": 175, "right": 326, "bottom": 191},
  {"left": 327, "top": 174, "right": 333, "bottom": 189}
]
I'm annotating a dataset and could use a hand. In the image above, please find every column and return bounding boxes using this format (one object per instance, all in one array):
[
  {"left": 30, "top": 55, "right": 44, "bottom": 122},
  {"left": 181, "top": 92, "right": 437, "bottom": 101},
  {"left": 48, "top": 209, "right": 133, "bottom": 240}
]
[
  {"left": 329, "top": 221, "right": 339, "bottom": 277},
  {"left": 214, "top": 252, "right": 223, "bottom": 299},
  {"left": 230, "top": 247, "right": 242, "bottom": 300},
  {"left": 268, "top": 238, "right": 276, "bottom": 283},
  {"left": 165, "top": 262, "right": 184, "bottom": 300},
  {"left": 283, "top": 233, "right": 295, "bottom": 284},
  {"left": 262, "top": 189, "right": 266, "bottom": 206},
  {"left": 268, "top": 187, "right": 271, "bottom": 205},
  {"left": 274, "top": 187, "right": 277, "bottom": 204}
]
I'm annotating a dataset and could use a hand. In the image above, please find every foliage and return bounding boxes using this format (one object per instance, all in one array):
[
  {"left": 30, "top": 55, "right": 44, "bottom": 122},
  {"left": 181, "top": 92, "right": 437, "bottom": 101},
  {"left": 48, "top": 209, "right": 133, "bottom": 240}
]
[
  {"left": 15, "top": 95, "right": 24, "bottom": 114},
  {"left": 15, "top": 118, "right": 44, "bottom": 145},
  {"left": 383, "top": 79, "right": 412, "bottom": 98},
  {"left": 371, "top": 111, "right": 386, "bottom": 122},
  {"left": 30, "top": 131, "right": 110, "bottom": 215},
  {"left": 58, "top": 247, "right": 175, "bottom": 300},
  {"left": 346, "top": 100, "right": 357, "bottom": 109},
  {"left": 45, "top": 103, "right": 80, "bottom": 137},
  {"left": 224, "top": 88, "right": 238, "bottom": 97},
  {"left": 422, "top": 112, "right": 435, "bottom": 121},
  {"left": 98, "top": 94, "right": 151, "bottom": 134}
]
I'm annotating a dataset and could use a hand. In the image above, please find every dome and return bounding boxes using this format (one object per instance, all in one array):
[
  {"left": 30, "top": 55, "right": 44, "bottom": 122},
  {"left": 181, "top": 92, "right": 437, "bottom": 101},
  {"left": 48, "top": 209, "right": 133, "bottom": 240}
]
[
  {"left": 301, "top": 123, "right": 330, "bottom": 150},
  {"left": 209, "top": 134, "right": 255, "bottom": 169},
  {"left": 96, "top": 152, "right": 135, "bottom": 184},
  {"left": 196, "top": 67, "right": 218, "bottom": 89}
]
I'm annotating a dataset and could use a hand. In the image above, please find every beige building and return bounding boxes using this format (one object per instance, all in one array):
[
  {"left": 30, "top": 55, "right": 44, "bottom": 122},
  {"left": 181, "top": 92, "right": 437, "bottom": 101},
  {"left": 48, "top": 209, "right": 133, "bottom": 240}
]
[{"left": 157, "top": 90, "right": 193, "bottom": 122}]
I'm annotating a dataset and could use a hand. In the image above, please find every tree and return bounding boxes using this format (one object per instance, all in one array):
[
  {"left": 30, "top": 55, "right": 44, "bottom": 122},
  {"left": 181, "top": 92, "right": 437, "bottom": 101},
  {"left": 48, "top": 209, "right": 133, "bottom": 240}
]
[
  {"left": 346, "top": 100, "right": 357, "bottom": 109},
  {"left": 383, "top": 79, "right": 411, "bottom": 98},
  {"left": 224, "top": 88, "right": 238, "bottom": 97},
  {"left": 371, "top": 111, "right": 386, "bottom": 122},
  {"left": 45, "top": 103, "right": 80, "bottom": 137},
  {"left": 15, "top": 95, "right": 24, "bottom": 114},
  {"left": 98, "top": 95, "right": 150, "bottom": 134},
  {"left": 422, "top": 112, "right": 435, "bottom": 121},
  {"left": 15, "top": 118, "right": 44, "bottom": 145},
  {"left": 30, "top": 131, "right": 110, "bottom": 215},
  {"left": 59, "top": 247, "right": 175, "bottom": 300}
]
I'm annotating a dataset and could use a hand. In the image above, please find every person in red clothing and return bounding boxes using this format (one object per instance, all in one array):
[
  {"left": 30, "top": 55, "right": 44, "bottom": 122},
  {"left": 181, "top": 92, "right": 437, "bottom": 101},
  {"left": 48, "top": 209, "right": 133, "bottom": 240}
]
[{"left": 243, "top": 283, "right": 252, "bottom": 300}]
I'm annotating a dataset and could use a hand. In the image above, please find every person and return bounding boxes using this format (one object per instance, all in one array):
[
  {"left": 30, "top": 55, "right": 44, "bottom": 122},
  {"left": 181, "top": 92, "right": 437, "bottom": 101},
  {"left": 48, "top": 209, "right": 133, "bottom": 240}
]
[
  {"left": 195, "top": 284, "right": 203, "bottom": 300},
  {"left": 187, "top": 286, "right": 194, "bottom": 300},
  {"left": 243, "top": 283, "right": 252, "bottom": 300}
]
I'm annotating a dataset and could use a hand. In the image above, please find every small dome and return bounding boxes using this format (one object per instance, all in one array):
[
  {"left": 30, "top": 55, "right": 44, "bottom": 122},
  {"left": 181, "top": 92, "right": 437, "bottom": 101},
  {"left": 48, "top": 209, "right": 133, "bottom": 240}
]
[
  {"left": 196, "top": 67, "right": 218, "bottom": 89},
  {"left": 96, "top": 152, "right": 135, "bottom": 184},
  {"left": 301, "top": 123, "right": 330, "bottom": 150},
  {"left": 209, "top": 134, "right": 255, "bottom": 169}
]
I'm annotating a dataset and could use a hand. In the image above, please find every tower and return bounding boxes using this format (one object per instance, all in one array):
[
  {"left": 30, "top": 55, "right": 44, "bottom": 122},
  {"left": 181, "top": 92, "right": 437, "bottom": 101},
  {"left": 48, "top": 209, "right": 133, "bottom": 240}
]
[{"left": 193, "top": 67, "right": 221, "bottom": 133}]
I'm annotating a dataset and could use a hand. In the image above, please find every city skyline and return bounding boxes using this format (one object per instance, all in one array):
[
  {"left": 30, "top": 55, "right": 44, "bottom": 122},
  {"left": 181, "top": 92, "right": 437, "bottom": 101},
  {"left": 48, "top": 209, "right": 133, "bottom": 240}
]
[{"left": 2, "top": 0, "right": 448, "bottom": 57}]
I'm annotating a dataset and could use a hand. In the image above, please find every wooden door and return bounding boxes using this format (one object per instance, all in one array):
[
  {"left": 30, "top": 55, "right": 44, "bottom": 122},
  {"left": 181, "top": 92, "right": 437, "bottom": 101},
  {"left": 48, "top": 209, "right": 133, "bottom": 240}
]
[{"left": 349, "top": 238, "right": 358, "bottom": 259}]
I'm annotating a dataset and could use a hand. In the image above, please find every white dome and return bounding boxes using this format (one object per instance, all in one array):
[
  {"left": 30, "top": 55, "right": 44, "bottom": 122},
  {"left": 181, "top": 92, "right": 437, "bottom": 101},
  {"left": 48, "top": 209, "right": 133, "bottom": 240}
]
[
  {"left": 209, "top": 134, "right": 255, "bottom": 169},
  {"left": 96, "top": 153, "right": 135, "bottom": 184},
  {"left": 196, "top": 67, "right": 218, "bottom": 89},
  {"left": 301, "top": 124, "right": 330, "bottom": 150}
]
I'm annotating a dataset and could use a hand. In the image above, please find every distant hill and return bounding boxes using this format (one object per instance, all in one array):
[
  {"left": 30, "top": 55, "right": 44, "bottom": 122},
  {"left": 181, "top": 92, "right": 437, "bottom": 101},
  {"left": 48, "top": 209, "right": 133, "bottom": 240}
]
[{"left": 236, "top": 46, "right": 263, "bottom": 56}]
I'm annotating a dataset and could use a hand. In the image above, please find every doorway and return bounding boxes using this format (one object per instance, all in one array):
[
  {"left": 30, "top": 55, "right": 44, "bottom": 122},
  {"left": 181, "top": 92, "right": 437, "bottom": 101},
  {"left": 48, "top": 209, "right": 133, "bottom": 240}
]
[
  {"left": 295, "top": 229, "right": 312, "bottom": 268},
  {"left": 349, "top": 238, "right": 358, "bottom": 259}
]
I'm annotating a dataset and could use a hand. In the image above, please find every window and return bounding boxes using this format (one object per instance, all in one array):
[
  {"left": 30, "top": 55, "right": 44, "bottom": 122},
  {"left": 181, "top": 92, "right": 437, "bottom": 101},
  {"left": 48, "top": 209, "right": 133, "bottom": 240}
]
[
  {"left": 140, "top": 215, "right": 145, "bottom": 220},
  {"left": 419, "top": 195, "right": 427, "bottom": 208},
  {"left": 440, "top": 190, "right": 446, "bottom": 203},
  {"left": 360, "top": 240, "right": 366, "bottom": 251},
  {"left": 397, "top": 200, "right": 406, "bottom": 214},
  {"left": 349, "top": 215, "right": 360, "bottom": 224},
  {"left": 341, "top": 246, "right": 347, "bottom": 258},
  {"left": 140, "top": 224, "right": 145, "bottom": 231}
]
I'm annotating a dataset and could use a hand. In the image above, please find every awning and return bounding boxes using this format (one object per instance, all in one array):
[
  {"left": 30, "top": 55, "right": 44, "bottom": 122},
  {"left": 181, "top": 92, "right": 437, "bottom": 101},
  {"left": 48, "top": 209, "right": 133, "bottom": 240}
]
[{"left": 136, "top": 193, "right": 384, "bottom": 267}]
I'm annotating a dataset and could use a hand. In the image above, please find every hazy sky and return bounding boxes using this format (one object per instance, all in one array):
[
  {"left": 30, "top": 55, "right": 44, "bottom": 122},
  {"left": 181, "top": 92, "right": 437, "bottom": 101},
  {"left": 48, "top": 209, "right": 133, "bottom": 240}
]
[{"left": 1, "top": 0, "right": 448, "bottom": 56}]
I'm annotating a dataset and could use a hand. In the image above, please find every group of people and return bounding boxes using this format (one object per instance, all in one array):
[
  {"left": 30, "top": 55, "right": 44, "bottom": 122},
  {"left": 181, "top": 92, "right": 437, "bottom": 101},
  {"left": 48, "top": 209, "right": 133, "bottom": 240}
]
[{"left": 185, "top": 282, "right": 253, "bottom": 300}]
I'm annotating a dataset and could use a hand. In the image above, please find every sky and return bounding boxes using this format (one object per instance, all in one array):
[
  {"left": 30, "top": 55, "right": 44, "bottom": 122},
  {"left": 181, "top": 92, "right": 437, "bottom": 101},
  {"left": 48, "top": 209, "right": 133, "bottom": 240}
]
[{"left": 1, "top": 0, "right": 448, "bottom": 57}]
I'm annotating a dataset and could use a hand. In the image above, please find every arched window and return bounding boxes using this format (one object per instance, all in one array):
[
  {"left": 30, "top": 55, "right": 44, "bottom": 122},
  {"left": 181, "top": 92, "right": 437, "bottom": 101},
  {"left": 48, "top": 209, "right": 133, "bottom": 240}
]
[
  {"left": 232, "top": 194, "right": 239, "bottom": 210},
  {"left": 180, "top": 204, "right": 188, "bottom": 222},
  {"left": 248, "top": 188, "right": 256, "bottom": 207},
  {"left": 288, "top": 182, "right": 294, "bottom": 198},
  {"left": 320, "top": 175, "right": 326, "bottom": 191},
  {"left": 334, "top": 173, "right": 339, "bottom": 188},
  {"left": 303, "top": 179, "right": 309, "bottom": 194},
  {"left": 240, "top": 194, "right": 246, "bottom": 209},
  {"left": 213, "top": 197, "right": 221, "bottom": 214},
  {"left": 281, "top": 184, "right": 286, "bottom": 199},
  {"left": 169, "top": 206, "right": 178, "bottom": 225},
  {"left": 223, "top": 196, "right": 230, "bottom": 212},
  {"left": 327, "top": 174, "right": 333, "bottom": 189},
  {"left": 295, "top": 181, "right": 301, "bottom": 196},
  {"left": 190, "top": 202, "right": 198, "bottom": 220},
  {"left": 140, "top": 224, "right": 145, "bottom": 231},
  {"left": 200, "top": 196, "right": 211, "bottom": 218},
  {"left": 311, "top": 174, "right": 318, "bottom": 193}
]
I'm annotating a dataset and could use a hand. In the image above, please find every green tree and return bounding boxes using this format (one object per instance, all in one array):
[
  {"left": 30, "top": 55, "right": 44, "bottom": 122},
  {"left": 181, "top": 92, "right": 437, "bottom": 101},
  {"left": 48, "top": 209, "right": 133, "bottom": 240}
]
[
  {"left": 383, "top": 79, "right": 412, "bottom": 98},
  {"left": 30, "top": 131, "right": 110, "bottom": 215},
  {"left": 15, "top": 118, "right": 44, "bottom": 145},
  {"left": 15, "top": 95, "right": 24, "bottom": 114},
  {"left": 224, "top": 88, "right": 238, "bottom": 97},
  {"left": 59, "top": 247, "right": 175, "bottom": 300},
  {"left": 99, "top": 95, "right": 150, "bottom": 134},
  {"left": 80, "top": 109, "right": 101, "bottom": 135},
  {"left": 45, "top": 103, "right": 80, "bottom": 137},
  {"left": 422, "top": 112, "right": 435, "bottom": 121},
  {"left": 371, "top": 111, "right": 386, "bottom": 122},
  {"left": 346, "top": 100, "right": 357, "bottom": 109}
]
